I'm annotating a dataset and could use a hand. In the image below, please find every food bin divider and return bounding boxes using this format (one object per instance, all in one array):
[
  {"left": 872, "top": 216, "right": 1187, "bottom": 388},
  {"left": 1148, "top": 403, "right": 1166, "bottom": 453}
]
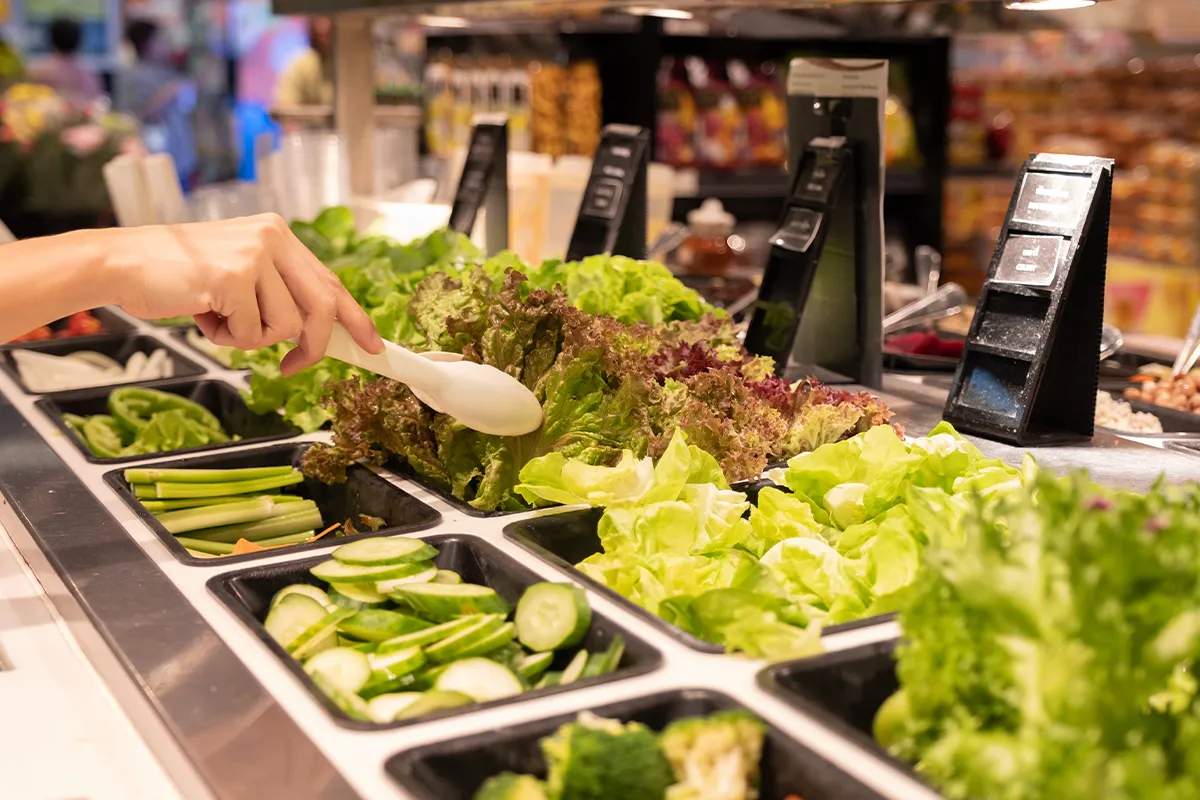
[
  {"left": 105, "top": 441, "right": 442, "bottom": 567},
  {"left": 206, "top": 533, "right": 662, "bottom": 730},
  {"left": 0, "top": 332, "right": 208, "bottom": 396},
  {"left": 387, "top": 687, "right": 893, "bottom": 800},
  {"left": 36, "top": 378, "right": 301, "bottom": 465}
]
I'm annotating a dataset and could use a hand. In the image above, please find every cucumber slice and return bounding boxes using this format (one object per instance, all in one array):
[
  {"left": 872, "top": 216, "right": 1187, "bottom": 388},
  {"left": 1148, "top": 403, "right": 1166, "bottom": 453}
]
[
  {"left": 376, "top": 565, "right": 438, "bottom": 594},
  {"left": 517, "top": 651, "right": 554, "bottom": 682},
  {"left": 434, "top": 658, "right": 524, "bottom": 703},
  {"left": 332, "top": 537, "right": 438, "bottom": 566},
  {"left": 361, "top": 670, "right": 420, "bottom": 699},
  {"left": 598, "top": 636, "right": 625, "bottom": 675},
  {"left": 515, "top": 583, "right": 591, "bottom": 652},
  {"left": 377, "top": 616, "right": 481, "bottom": 653},
  {"left": 395, "top": 690, "right": 474, "bottom": 720},
  {"left": 535, "top": 672, "right": 562, "bottom": 690},
  {"left": 310, "top": 672, "right": 371, "bottom": 722},
  {"left": 271, "top": 584, "right": 333, "bottom": 610},
  {"left": 264, "top": 594, "right": 327, "bottom": 649},
  {"left": 426, "top": 615, "right": 507, "bottom": 664},
  {"left": 338, "top": 609, "right": 431, "bottom": 642},
  {"left": 581, "top": 653, "right": 607, "bottom": 680},
  {"left": 312, "top": 559, "right": 435, "bottom": 585},
  {"left": 393, "top": 583, "right": 511, "bottom": 622},
  {"left": 559, "top": 650, "right": 588, "bottom": 685},
  {"left": 366, "top": 692, "right": 423, "bottom": 723},
  {"left": 349, "top": 641, "right": 377, "bottom": 654},
  {"left": 328, "top": 582, "right": 388, "bottom": 606},
  {"left": 454, "top": 622, "right": 517, "bottom": 660},
  {"left": 289, "top": 608, "right": 357, "bottom": 660},
  {"left": 304, "top": 647, "right": 371, "bottom": 695},
  {"left": 368, "top": 646, "right": 426, "bottom": 682},
  {"left": 432, "top": 570, "right": 463, "bottom": 585},
  {"left": 411, "top": 663, "right": 450, "bottom": 691}
]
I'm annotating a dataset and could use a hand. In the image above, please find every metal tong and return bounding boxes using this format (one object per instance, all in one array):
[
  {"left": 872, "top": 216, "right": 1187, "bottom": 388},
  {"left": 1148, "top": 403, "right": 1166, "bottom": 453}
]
[
  {"left": 883, "top": 282, "right": 968, "bottom": 337},
  {"left": 1173, "top": 303, "right": 1200, "bottom": 376}
]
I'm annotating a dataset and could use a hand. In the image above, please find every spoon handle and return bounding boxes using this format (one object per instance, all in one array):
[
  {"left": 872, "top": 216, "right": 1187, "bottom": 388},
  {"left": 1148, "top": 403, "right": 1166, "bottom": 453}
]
[{"left": 322, "top": 322, "right": 444, "bottom": 389}]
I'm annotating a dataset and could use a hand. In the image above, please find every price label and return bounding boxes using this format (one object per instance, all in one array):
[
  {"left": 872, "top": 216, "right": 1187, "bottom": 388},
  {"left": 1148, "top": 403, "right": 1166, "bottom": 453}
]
[
  {"left": 1010, "top": 172, "right": 1092, "bottom": 232},
  {"left": 770, "top": 208, "right": 824, "bottom": 253},
  {"left": 993, "top": 235, "right": 1066, "bottom": 288}
]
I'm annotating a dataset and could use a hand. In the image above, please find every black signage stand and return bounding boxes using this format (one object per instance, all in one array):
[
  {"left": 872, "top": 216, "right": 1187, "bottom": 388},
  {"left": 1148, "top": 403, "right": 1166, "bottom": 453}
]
[
  {"left": 943, "top": 153, "right": 1114, "bottom": 445},
  {"left": 565, "top": 124, "right": 650, "bottom": 262},
  {"left": 448, "top": 116, "right": 509, "bottom": 256},
  {"left": 745, "top": 134, "right": 876, "bottom": 386}
]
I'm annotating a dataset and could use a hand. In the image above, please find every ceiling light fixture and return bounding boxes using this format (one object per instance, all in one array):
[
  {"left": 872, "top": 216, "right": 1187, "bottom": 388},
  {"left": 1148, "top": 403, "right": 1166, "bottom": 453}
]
[{"left": 1004, "top": 0, "right": 1096, "bottom": 9}]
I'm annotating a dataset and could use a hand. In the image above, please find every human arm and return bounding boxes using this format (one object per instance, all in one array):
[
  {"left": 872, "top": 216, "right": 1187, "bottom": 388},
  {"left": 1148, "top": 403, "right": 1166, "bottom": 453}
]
[{"left": 0, "top": 214, "right": 383, "bottom": 373}]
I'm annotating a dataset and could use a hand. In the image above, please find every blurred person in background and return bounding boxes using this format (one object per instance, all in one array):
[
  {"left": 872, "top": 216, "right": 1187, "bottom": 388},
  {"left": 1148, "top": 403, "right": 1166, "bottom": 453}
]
[
  {"left": 117, "top": 19, "right": 197, "bottom": 188},
  {"left": 26, "top": 18, "right": 102, "bottom": 104},
  {"left": 274, "top": 16, "right": 334, "bottom": 111}
]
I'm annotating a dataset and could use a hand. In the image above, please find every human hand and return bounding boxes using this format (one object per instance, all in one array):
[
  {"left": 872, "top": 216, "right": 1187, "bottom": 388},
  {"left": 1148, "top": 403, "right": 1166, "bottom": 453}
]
[{"left": 107, "top": 214, "right": 384, "bottom": 374}]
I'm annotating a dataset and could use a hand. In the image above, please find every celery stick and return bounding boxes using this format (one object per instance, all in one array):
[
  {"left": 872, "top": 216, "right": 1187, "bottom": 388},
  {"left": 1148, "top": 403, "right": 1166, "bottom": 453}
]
[
  {"left": 143, "top": 494, "right": 306, "bottom": 515},
  {"left": 176, "top": 537, "right": 235, "bottom": 556},
  {"left": 254, "top": 530, "right": 319, "bottom": 548},
  {"left": 153, "top": 472, "right": 304, "bottom": 499},
  {"left": 124, "top": 466, "right": 296, "bottom": 485},
  {"left": 187, "top": 505, "right": 322, "bottom": 544},
  {"left": 134, "top": 484, "right": 157, "bottom": 499},
  {"left": 156, "top": 497, "right": 280, "bottom": 535}
]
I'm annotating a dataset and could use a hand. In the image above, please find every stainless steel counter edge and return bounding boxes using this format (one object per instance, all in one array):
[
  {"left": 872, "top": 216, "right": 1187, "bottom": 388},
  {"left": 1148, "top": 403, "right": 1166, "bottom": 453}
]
[{"left": 0, "top": 398, "right": 361, "bottom": 800}]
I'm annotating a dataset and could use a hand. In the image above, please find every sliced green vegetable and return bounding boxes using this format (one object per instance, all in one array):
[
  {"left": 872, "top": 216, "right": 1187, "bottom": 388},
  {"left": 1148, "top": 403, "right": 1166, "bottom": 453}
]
[
  {"left": 331, "top": 537, "right": 438, "bottom": 566},
  {"left": 186, "top": 504, "right": 322, "bottom": 543},
  {"left": 338, "top": 609, "right": 430, "bottom": 642},
  {"left": 514, "top": 583, "right": 591, "bottom": 652},
  {"left": 271, "top": 584, "right": 332, "bottom": 610},
  {"left": 432, "top": 570, "right": 463, "bottom": 585},
  {"left": 264, "top": 594, "right": 327, "bottom": 649},
  {"left": 328, "top": 582, "right": 388, "bottom": 606},
  {"left": 366, "top": 692, "right": 422, "bottom": 723},
  {"left": 304, "top": 647, "right": 371, "bottom": 695},
  {"left": 391, "top": 583, "right": 511, "bottom": 622},
  {"left": 156, "top": 497, "right": 280, "bottom": 535},
  {"left": 425, "top": 615, "right": 507, "bottom": 663},
  {"left": 310, "top": 672, "right": 372, "bottom": 721},
  {"left": 376, "top": 616, "right": 482, "bottom": 653},
  {"left": 517, "top": 651, "right": 554, "bottom": 682},
  {"left": 559, "top": 650, "right": 588, "bottom": 685},
  {"left": 151, "top": 471, "right": 304, "bottom": 499},
  {"left": 434, "top": 659, "right": 523, "bottom": 702},
  {"left": 124, "top": 466, "right": 296, "bottom": 485},
  {"left": 394, "top": 690, "right": 474, "bottom": 719},
  {"left": 310, "top": 559, "right": 437, "bottom": 585},
  {"left": 288, "top": 608, "right": 357, "bottom": 660},
  {"left": 368, "top": 645, "right": 426, "bottom": 682}
]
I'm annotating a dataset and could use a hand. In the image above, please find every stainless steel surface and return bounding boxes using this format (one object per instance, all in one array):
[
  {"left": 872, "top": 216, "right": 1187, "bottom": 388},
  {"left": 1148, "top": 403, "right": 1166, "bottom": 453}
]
[
  {"left": 0, "top": 400, "right": 360, "bottom": 800},
  {"left": 882, "top": 282, "right": 967, "bottom": 336},
  {"left": 646, "top": 222, "right": 689, "bottom": 261},
  {"left": 1173, "top": 302, "right": 1200, "bottom": 376},
  {"left": 1100, "top": 323, "right": 1123, "bottom": 363}
]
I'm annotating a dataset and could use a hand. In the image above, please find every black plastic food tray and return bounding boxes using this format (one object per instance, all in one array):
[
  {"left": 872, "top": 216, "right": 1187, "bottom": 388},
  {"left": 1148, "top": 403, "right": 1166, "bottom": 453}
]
[
  {"left": 0, "top": 333, "right": 207, "bottom": 396},
  {"left": 105, "top": 442, "right": 442, "bottom": 566},
  {"left": 37, "top": 378, "right": 301, "bottom": 465},
  {"left": 1, "top": 307, "right": 135, "bottom": 347},
  {"left": 505, "top": 505, "right": 895, "bottom": 654},
  {"left": 170, "top": 326, "right": 243, "bottom": 372},
  {"left": 759, "top": 638, "right": 922, "bottom": 782},
  {"left": 207, "top": 534, "right": 662, "bottom": 730},
  {"left": 1118, "top": 393, "right": 1200, "bottom": 434},
  {"left": 387, "top": 456, "right": 531, "bottom": 518},
  {"left": 387, "top": 688, "right": 890, "bottom": 800}
]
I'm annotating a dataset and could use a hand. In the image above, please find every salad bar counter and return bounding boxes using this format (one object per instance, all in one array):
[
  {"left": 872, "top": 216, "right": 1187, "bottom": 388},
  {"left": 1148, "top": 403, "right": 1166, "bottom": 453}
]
[{"left": 6, "top": 226, "right": 1200, "bottom": 799}]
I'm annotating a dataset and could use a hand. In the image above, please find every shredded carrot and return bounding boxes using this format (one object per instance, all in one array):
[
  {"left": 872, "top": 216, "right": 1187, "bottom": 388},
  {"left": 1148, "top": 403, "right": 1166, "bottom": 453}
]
[
  {"left": 1131, "top": 375, "right": 1155, "bottom": 383},
  {"left": 231, "top": 538, "right": 266, "bottom": 555},
  {"left": 309, "top": 522, "right": 342, "bottom": 542}
]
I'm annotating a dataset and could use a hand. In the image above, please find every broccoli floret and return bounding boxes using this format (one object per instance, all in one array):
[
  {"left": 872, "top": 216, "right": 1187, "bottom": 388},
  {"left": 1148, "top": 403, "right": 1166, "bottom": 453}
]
[
  {"left": 541, "top": 712, "right": 675, "bottom": 800},
  {"left": 473, "top": 773, "right": 549, "bottom": 800},
  {"left": 660, "top": 710, "right": 767, "bottom": 800}
]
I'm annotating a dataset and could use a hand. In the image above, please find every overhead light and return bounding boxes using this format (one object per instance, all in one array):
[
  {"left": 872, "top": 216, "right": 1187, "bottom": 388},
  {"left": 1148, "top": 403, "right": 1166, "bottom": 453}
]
[
  {"left": 1004, "top": 0, "right": 1096, "bottom": 9},
  {"left": 418, "top": 14, "right": 470, "bottom": 27},
  {"left": 625, "top": 7, "right": 695, "bottom": 19}
]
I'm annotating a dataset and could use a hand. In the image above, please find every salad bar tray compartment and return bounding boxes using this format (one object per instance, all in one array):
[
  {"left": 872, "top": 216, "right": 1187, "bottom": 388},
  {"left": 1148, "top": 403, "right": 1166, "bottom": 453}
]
[
  {"left": 386, "top": 688, "right": 891, "bottom": 800},
  {"left": 207, "top": 534, "right": 662, "bottom": 730},
  {"left": 2, "top": 307, "right": 135, "bottom": 346},
  {"left": 506, "top": 508, "right": 895, "bottom": 655},
  {"left": 759, "top": 639, "right": 918, "bottom": 780},
  {"left": 1121, "top": 394, "right": 1200, "bottom": 434},
  {"left": 0, "top": 333, "right": 207, "bottom": 396},
  {"left": 37, "top": 378, "right": 302, "bottom": 465},
  {"left": 105, "top": 442, "right": 442, "bottom": 567}
]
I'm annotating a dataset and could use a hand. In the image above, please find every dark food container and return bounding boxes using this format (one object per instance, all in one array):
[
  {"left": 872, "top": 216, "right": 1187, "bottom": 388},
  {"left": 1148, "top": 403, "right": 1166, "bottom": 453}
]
[
  {"left": 505, "top": 505, "right": 894, "bottom": 655},
  {"left": 759, "top": 639, "right": 919, "bottom": 780},
  {"left": 37, "top": 378, "right": 301, "bottom": 465},
  {"left": 387, "top": 457, "right": 531, "bottom": 518},
  {"left": 2, "top": 307, "right": 135, "bottom": 346},
  {"left": 207, "top": 534, "right": 662, "bottom": 730},
  {"left": 387, "top": 688, "right": 890, "bottom": 800},
  {"left": 105, "top": 442, "right": 441, "bottom": 566},
  {"left": 0, "top": 333, "right": 207, "bottom": 396},
  {"left": 1117, "top": 393, "right": 1200, "bottom": 434},
  {"left": 170, "top": 326, "right": 242, "bottom": 371}
]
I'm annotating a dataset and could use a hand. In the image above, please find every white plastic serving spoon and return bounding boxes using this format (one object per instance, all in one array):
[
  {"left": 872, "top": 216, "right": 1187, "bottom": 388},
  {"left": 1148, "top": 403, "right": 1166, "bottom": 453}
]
[{"left": 319, "top": 321, "right": 544, "bottom": 437}]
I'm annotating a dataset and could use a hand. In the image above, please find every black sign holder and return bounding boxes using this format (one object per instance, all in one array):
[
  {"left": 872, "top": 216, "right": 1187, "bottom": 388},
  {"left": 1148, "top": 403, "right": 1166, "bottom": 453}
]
[
  {"left": 448, "top": 115, "right": 509, "bottom": 256},
  {"left": 565, "top": 124, "right": 650, "bottom": 262},
  {"left": 744, "top": 134, "right": 878, "bottom": 386},
  {"left": 943, "top": 153, "right": 1113, "bottom": 445}
]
